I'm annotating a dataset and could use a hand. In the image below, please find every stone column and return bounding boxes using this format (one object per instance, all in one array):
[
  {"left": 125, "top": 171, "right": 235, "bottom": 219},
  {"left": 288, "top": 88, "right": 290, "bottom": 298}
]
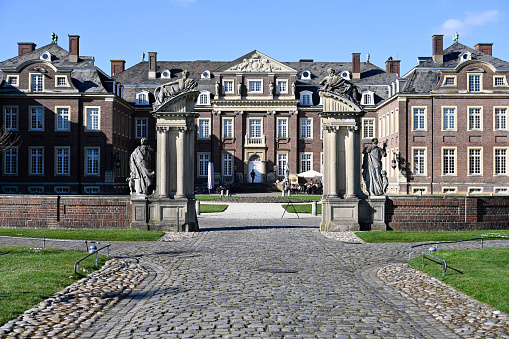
[
  {"left": 157, "top": 127, "right": 168, "bottom": 198},
  {"left": 346, "top": 126, "right": 357, "bottom": 198},
  {"left": 176, "top": 127, "right": 186, "bottom": 198},
  {"left": 329, "top": 127, "right": 338, "bottom": 197}
]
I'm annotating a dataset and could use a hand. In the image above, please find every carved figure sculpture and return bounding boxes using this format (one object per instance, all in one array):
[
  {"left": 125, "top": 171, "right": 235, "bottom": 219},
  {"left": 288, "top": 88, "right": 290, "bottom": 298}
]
[
  {"left": 215, "top": 82, "right": 220, "bottom": 97},
  {"left": 129, "top": 138, "right": 155, "bottom": 196},
  {"left": 320, "top": 68, "right": 362, "bottom": 104},
  {"left": 269, "top": 82, "right": 274, "bottom": 95},
  {"left": 362, "top": 138, "right": 388, "bottom": 196},
  {"left": 154, "top": 70, "right": 197, "bottom": 108}
]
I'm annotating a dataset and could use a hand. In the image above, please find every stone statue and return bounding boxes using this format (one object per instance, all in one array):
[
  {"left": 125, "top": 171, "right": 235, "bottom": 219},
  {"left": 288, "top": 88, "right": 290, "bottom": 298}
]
[
  {"left": 215, "top": 82, "right": 220, "bottom": 97},
  {"left": 292, "top": 82, "right": 296, "bottom": 95},
  {"left": 142, "top": 52, "right": 145, "bottom": 62},
  {"left": 237, "top": 82, "right": 242, "bottom": 96},
  {"left": 366, "top": 53, "right": 370, "bottom": 63},
  {"left": 362, "top": 138, "right": 388, "bottom": 196},
  {"left": 320, "top": 68, "right": 362, "bottom": 104},
  {"left": 453, "top": 32, "right": 459, "bottom": 44},
  {"left": 51, "top": 32, "right": 58, "bottom": 44},
  {"left": 154, "top": 70, "right": 197, "bottom": 108},
  {"left": 128, "top": 138, "right": 155, "bottom": 196}
]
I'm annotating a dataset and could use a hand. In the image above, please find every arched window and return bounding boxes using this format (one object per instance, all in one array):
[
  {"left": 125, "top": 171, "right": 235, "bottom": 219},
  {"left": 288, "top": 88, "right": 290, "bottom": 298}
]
[
  {"left": 40, "top": 51, "right": 52, "bottom": 61},
  {"left": 201, "top": 70, "right": 211, "bottom": 79},
  {"left": 136, "top": 91, "right": 149, "bottom": 105},
  {"left": 300, "top": 90, "right": 313, "bottom": 106},
  {"left": 197, "top": 91, "right": 211, "bottom": 105},
  {"left": 161, "top": 69, "right": 171, "bottom": 79},
  {"left": 340, "top": 70, "right": 351, "bottom": 80},
  {"left": 362, "top": 91, "right": 374, "bottom": 105}
]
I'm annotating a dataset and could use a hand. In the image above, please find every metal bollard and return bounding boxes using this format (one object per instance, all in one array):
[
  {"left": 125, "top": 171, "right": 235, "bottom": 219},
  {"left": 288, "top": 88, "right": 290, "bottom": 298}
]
[
  {"left": 196, "top": 200, "right": 201, "bottom": 215},
  {"left": 312, "top": 201, "right": 317, "bottom": 216}
]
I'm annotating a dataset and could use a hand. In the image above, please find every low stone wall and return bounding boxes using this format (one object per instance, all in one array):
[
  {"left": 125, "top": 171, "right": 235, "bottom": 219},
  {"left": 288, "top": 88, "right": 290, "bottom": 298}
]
[
  {"left": 0, "top": 195, "right": 132, "bottom": 230},
  {"left": 386, "top": 196, "right": 509, "bottom": 231}
]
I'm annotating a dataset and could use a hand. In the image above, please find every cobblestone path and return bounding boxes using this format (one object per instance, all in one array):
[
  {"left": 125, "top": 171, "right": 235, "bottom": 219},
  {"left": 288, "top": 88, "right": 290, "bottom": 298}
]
[{"left": 75, "top": 219, "right": 459, "bottom": 338}]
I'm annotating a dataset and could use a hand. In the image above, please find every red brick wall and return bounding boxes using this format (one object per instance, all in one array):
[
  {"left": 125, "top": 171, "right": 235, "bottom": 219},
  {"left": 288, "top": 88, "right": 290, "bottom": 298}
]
[
  {"left": 386, "top": 196, "right": 509, "bottom": 231},
  {"left": 0, "top": 195, "right": 132, "bottom": 229}
]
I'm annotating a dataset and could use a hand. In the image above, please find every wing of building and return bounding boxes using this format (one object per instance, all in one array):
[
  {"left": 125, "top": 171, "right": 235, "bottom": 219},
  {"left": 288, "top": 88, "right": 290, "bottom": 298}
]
[{"left": 1, "top": 34, "right": 508, "bottom": 195}]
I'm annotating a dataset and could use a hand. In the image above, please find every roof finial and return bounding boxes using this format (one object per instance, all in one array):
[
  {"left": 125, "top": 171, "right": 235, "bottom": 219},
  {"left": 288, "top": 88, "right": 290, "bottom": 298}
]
[
  {"left": 142, "top": 52, "right": 145, "bottom": 62},
  {"left": 51, "top": 32, "right": 58, "bottom": 44},
  {"left": 453, "top": 32, "right": 459, "bottom": 44},
  {"left": 366, "top": 53, "right": 370, "bottom": 63}
]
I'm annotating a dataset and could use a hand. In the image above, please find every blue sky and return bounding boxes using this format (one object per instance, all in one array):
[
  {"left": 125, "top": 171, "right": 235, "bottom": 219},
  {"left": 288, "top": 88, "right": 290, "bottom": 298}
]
[{"left": 1, "top": 0, "right": 507, "bottom": 76}]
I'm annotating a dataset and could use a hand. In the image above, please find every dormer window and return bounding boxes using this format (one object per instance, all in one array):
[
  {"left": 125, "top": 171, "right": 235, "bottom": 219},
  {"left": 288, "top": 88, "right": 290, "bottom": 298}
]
[
  {"left": 300, "top": 90, "right": 313, "bottom": 106},
  {"left": 459, "top": 52, "right": 472, "bottom": 63},
  {"left": 468, "top": 74, "right": 482, "bottom": 92},
  {"left": 197, "top": 91, "right": 211, "bottom": 105},
  {"left": 136, "top": 90, "right": 149, "bottom": 105},
  {"left": 301, "top": 70, "right": 311, "bottom": 80},
  {"left": 361, "top": 91, "right": 374, "bottom": 105},
  {"left": 6, "top": 75, "right": 19, "bottom": 87},
  {"left": 161, "top": 69, "right": 171, "bottom": 79},
  {"left": 494, "top": 76, "right": 507, "bottom": 87},
  {"left": 443, "top": 76, "right": 456, "bottom": 86},
  {"left": 30, "top": 73, "right": 44, "bottom": 92},
  {"left": 201, "top": 70, "right": 211, "bottom": 79},
  {"left": 340, "top": 70, "right": 351, "bottom": 80},
  {"left": 40, "top": 51, "right": 52, "bottom": 61},
  {"left": 55, "top": 76, "right": 68, "bottom": 87}
]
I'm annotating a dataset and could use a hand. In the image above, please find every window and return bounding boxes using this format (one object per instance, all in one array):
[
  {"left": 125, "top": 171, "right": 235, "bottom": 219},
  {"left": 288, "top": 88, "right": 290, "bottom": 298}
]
[
  {"left": 468, "top": 148, "right": 482, "bottom": 175},
  {"left": 40, "top": 51, "right": 51, "bottom": 61},
  {"left": 248, "top": 80, "right": 262, "bottom": 93},
  {"left": 412, "top": 107, "right": 426, "bottom": 131},
  {"left": 494, "top": 76, "right": 507, "bottom": 87},
  {"left": 201, "top": 70, "right": 211, "bottom": 79},
  {"left": 29, "top": 147, "right": 43, "bottom": 175},
  {"left": 277, "top": 80, "right": 288, "bottom": 94},
  {"left": 495, "top": 108, "right": 507, "bottom": 130},
  {"left": 468, "top": 188, "right": 482, "bottom": 195},
  {"left": 300, "top": 90, "right": 313, "bottom": 106},
  {"left": 248, "top": 119, "right": 262, "bottom": 138},
  {"left": 28, "top": 186, "right": 43, "bottom": 194},
  {"left": 55, "top": 147, "right": 70, "bottom": 175},
  {"left": 413, "top": 148, "right": 426, "bottom": 176},
  {"left": 300, "top": 153, "right": 312, "bottom": 173},
  {"left": 55, "top": 76, "right": 68, "bottom": 87},
  {"left": 198, "top": 119, "right": 210, "bottom": 139},
  {"left": 412, "top": 188, "right": 427, "bottom": 195},
  {"left": 136, "top": 118, "right": 148, "bottom": 138},
  {"left": 4, "top": 147, "right": 17, "bottom": 175},
  {"left": 197, "top": 91, "right": 210, "bottom": 105},
  {"left": 301, "top": 70, "right": 311, "bottom": 80},
  {"left": 443, "top": 107, "right": 456, "bottom": 131},
  {"left": 277, "top": 118, "right": 288, "bottom": 138},
  {"left": 300, "top": 118, "right": 312, "bottom": 139},
  {"left": 4, "top": 106, "right": 17, "bottom": 131},
  {"left": 197, "top": 153, "right": 210, "bottom": 177},
  {"left": 443, "top": 187, "right": 457, "bottom": 194},
  {"left": 468, "top": 74, "right": 481, "bottom": 92},
  {"left": 86, "top": 148, "right": 100, "bottom": 175},
  {"left": 443, "top": 77, "right": 456, "bottom": 86},
  {"left": 277, "top": 153, "right": 287, "bottom": 177},
  {"left": 86, "top": 107, "right": 100, "bottom": 131},
  {"left": 31, "top": 74, "right": 43, "bottom": 92},
  {"left": 223, "top": 153, "right": 233, "bottom": 177},
  {"left": 161, "top": 69, "right": 171, "bottom": 79},
  {"left": 84, "top": 186, "right": 100, "bottom": 194},
  {"left": 6, "top": 76, "right": 18, "bottom": 87},
  {"left": 468, "top": 108, "right": 482, "bottom": 131},
  {"left": 495, "top": 148, "right": 507, "bottom": 175},
  {"left": 29, "top": 106, "right": 44, "bottom": 131},
  {"left": 55, "top": 186, "right": 70, "bottom": 194},
  {"left": 362, "top": 118, "right": 374, "bottom": 138},
  {"left": 3, "top": 186, "right": 18, "bottom": 194},
  {"left": 442, "top": 148, "right": 456, "bottom": 175},
  {"left": 223, "top": 80, "right": 234, "bottom": 94},
  {"left": 136, "top": 91, "right": 149, "bottom": 105},
  {"left": 362, "top": 92, "right": 374, "bottom": 105},
  {"left": 56, "top": 107, "right": 70, "bottom": 131},
  {"left": 495, "top": 188, "right": 508, "bottom": 194},
  {"left": 223, "top": 118, "right": 233, "bottom": 138}
]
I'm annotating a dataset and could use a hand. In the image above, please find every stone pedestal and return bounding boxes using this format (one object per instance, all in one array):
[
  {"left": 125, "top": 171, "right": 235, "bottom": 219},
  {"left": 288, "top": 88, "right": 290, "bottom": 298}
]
[
  {"left": 321, "top": 197, "right": 360, "bottom": 231},
  {"left": 359, "top": 196, "right": 387, "bottom": 231}
]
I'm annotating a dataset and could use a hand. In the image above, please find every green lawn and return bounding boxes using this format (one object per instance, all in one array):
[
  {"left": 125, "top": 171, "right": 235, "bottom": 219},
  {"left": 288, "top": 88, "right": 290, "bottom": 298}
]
[
  {"left": 408, "top": 247, "right": 509, "bottom": 314},
  {"left": 0, "top": 229, "right": 164, "bottom": 241},
  {"left": 356, "top": 230, "right": 509, "bottom": 243},
  {"left": 282, "top": 203, "right": 322, "bottom": 214},
  {"left": 0, "top": 246, "right": 108, "bottom": 325},
  {"left": 200, "top": 204, "right": 228, "bottom": 213}
]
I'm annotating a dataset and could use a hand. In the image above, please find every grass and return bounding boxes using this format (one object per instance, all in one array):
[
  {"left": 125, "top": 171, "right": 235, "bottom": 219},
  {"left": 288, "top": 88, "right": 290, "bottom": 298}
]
[
  {"left": 0, "top": 246, "right": 108, "bottom": 325},
  {"left": 282, "top": 203, "right": 322, "bottom": 214},
  {"left": 200, "top": 204, "right": 228, "bottom": 213},
  {"left": 355, "top": 230, "right": 509, "bottom": 243},
  {"left": 0, "top": 229, "right": 164, "bottom": 241},
  {"left": 408, "top": 247, "right": 509, "bottom": 313}
]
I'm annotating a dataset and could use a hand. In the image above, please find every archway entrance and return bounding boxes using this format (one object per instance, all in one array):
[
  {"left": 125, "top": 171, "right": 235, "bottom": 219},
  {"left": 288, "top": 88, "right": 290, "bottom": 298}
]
[{"left": 248, "top": 155, "right": 262, "bottom": 183}]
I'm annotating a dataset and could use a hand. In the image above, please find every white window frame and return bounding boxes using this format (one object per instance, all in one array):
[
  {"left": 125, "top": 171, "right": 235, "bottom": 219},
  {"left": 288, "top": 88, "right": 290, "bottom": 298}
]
[
  {"left": 29, "top": 147, "right": 44, "bottom": 176},
  {"left": 468, "top": 187, "right": 483, "bottom": 195},
  {"left": 494, "top": 147, "right": 508, "bottom": 176},
  {"left": 85, "top": 147, "right": 100, "bottom": 176},
  {"left": 442, "top": 187, "right": 457, "bottom": 194},
  {"left": 197, "top": 91, "right": 211, "bottom": 105},
  {"left": 493, "top": 76, "right": 507, "bottom": 87},
  {"left": 442, "top": 76, "right": 457, "bottom": 86},
  {"left": 201, "top": 70, "right": 211, "bottom": 79},
  {"left": 55, "top": 75, "right": 69, "bottom": 87},
  {"left": 223, "top": 80, "right": 234, "bottom": 94},
  {"left": 301, "top": 70, "right": 311, "bottom": 80},
  {"left": 222, "top": 117, "right": 234, "bottom": 139},
  {"left": 197, "top": 153, "right": 210, "bottom": 177},
  {"left": 4, "top": 147, "right": 17, "bottom": 175},
  {"left": 54, "top": 186, "right": 70, "bottom": 194},
  {"left": 222, "top": 153, "right": 233, "bottom": 177},
  {"left": 300, "top": 153, "right": 313, "bottom": 173},
  {"left": 442, "top": 106, "right": 457, "bottom": 131},
  {"left": 248, "top": 80, "right": 263, "bottom": 93},
  {"left": 276, "top": 80, "right": 288, "bottom": 94},
  {"left": 494, "top": 187, "right": 508, "bottom": 195},
  {"left": 161, "top": 69, "right": 171, "bottom": 79},
  {"left": 248, "top": 118, "right": 263, "bottom": 138},
  {"left": 29, "top": 106, "right": 44, "bottom": 131},
  {"left": 300, "top": 118, "right": 313, "bottom": 139},
  {"left": 277, "top": 153, "right": 288, "bottom": 177},
  {"left": 198, "top": 118, "right": 210, "bottom": 139},
  {"left": 136, "top": 91, "right": 149, "bottom": 105},
  {"left": 4, "top": 106, "right": 18, "bottom": 131},
  {"left": 85, "top": 107, "right": 100, "bottom": 131},
  {"left": 362, "top": 118, "right": 375, "bottom": 139},
  {"left": 361, "top": 91, "right": 374, "bottom": 105},
  {"left": 494, "top": 107, "right": 507, "bottom": 131},
  {"left": 412, "top": 106, "right": 426, "bottom": 131},
  {"left": 30, "top": 73, "right": 44, "bottom": 92},
  {"left": 412, "top": 147, "right": 427, "bottom": 176},
  {"left": 277, "top": 117, "right": 288, "bottom": 139},
  {"left": 412, "top": 187, "right": 427, "bottom": 195},
  {"left": 55, "top": 146, "right": 70, "bottom": 176},
  {"left": 468, "top": 73, "right": 482, "bottom": 93},
  {"left": 467, "top": 106, "right": 483, "bottom": 131},
  {"left": 467, "top": 147, "right": 483, "bottom": 176},
  {"left": 55, "top": 106, "right": 71, "bottom": 131},
  {"left": 135, "top": 118, "right": 148, "bottom": 139},
  {"left": 6, "top": 75, "right": 19, "bottom": 87},
  {"left": 300, "top": 90, "right": 313, "bottom": 106},
  {"left": 442, "top": 147, "right": 457, "bottom": 176}
]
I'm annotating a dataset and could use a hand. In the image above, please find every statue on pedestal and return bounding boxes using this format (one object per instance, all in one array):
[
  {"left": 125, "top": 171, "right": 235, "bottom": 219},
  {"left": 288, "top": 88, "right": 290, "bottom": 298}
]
[
  {"left": 362, "top": 138, "right": 388, "bottom": 196},
  {"left": 128, "top": 138, "right": 155, "bottom": 196},
  {"left": 320, "top": 68, "right": 362, "bottom": 104},
  {"left": 153, "top": 70, "right": 197, "bottom": 109}
]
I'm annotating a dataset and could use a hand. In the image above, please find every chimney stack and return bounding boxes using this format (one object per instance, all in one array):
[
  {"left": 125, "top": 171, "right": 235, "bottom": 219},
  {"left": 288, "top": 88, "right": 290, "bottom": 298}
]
[
  {"left": 432, "top": 34, "right": 444, "bottom": 63},
  {"left": 18, "top": 42, "right": 36, "bottom": 56},
  {"left": 68, "top": 35, "right": 80, "bottom": 63},
  {"left": 385, "top": 57, "right": 401, "bottom": 77},
  {"left": 352, "top": 53, "right": 361, "bottom": 79},
  {"left": 475, "top": 43, "right": 493, "bottom": 56},
  {"left": 110, "top": 60, "right": 126, "bottom": 76},
  {"left": 148, "top": 52, "right": 157, "bottom": 79}
]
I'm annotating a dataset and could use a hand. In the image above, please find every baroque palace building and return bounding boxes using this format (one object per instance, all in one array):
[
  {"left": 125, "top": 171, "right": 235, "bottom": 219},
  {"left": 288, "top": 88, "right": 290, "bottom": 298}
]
[{"left": 0, "top": 34, "right": 508, "bottom": 195}]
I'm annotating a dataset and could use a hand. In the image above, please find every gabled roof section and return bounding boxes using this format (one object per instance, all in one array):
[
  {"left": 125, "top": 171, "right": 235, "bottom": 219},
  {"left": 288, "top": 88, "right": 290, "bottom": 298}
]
[{"left": 213, "top": 50, "right": 298, "bottom": 74}]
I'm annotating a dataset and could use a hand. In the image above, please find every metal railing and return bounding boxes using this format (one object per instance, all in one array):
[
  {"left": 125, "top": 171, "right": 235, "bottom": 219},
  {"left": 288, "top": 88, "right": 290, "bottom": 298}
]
[
  {"left": 74, "top": 243, "right": 111, "bottom": 275},
  {"left": 409, "top": 236, "right": 508, "bottom": 276}
]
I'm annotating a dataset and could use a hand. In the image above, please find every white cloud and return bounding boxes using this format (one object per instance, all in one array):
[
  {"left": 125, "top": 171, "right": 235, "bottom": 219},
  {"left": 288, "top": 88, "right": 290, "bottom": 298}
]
[
  {"left": 441, "top": 19, "right": 467, "bottom": 36},
  {"left": 440, "top": 10, "right": 501, "bottom": 37}
]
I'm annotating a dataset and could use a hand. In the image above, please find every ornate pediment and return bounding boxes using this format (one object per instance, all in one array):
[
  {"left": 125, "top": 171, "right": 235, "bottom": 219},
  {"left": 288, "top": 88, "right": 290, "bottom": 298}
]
[{"left": 215, "top": 51, "right": 297, "bottom": 74}]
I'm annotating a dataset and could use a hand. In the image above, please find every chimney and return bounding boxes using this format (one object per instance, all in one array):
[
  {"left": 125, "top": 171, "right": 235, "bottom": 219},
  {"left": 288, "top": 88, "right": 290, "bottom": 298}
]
[
  {"left": 352, "top": 53, "right": 361, "bottom": 79},
  {"left": 148, "top": 52, "right": 157, "bottom": 79},
  {"left": 432, "top": 34, "right": 444, "bottom": 63},
  {"left": 475, "top": 43, "right": 493, "bottom": 56},
  {"left": 18, "top": 42, "right": 36, "bottom": 56},
  {"left": 385, "top": 57, "right": 401, "bottom": 77},
  {"left": 68, "top": 35, "right": 80, "bottom": 63},
  {"left": 110, "top": 60, "right": 126, "bottom": 76}
]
